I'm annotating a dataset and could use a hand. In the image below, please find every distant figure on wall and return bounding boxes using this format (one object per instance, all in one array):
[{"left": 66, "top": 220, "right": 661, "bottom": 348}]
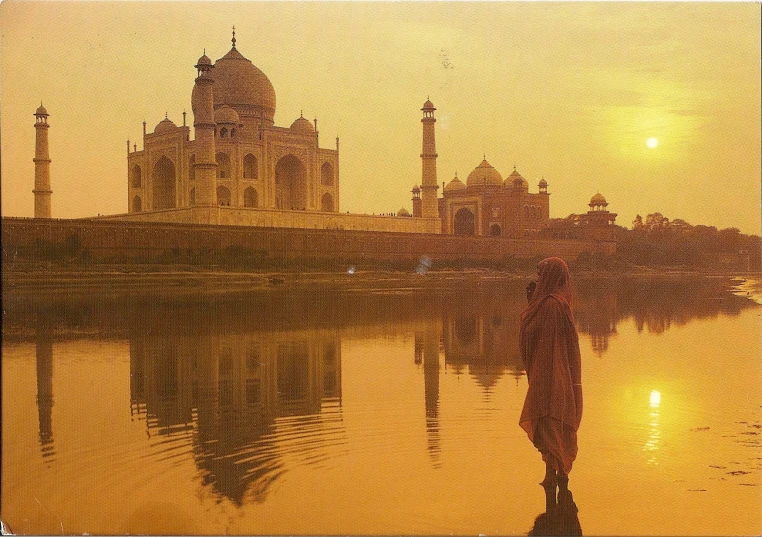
[{"left": 519, "top": 257, "right": 582, "bottom": 497}]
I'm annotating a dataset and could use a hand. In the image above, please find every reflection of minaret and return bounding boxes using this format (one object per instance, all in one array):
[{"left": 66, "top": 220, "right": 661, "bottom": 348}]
[
  {"left": 421, "top": 322, "right": 441, "bottom": 465},
  {"left": 36, "top": 314, "right": 55, "bottom": 461}
]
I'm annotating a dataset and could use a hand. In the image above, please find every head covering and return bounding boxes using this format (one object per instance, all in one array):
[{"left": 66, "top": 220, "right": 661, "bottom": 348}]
[{"left": 522, "top": 257, "right": 573, "bottom": 324}]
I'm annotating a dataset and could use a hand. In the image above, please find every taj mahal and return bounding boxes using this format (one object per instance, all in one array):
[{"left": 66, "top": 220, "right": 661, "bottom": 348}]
[{"left": 31, "top": 30, "right": 616, "bottom": 240}]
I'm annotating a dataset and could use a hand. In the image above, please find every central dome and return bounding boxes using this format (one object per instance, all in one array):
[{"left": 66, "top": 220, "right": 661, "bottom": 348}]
[
  {"left": 212, "top": 46, "right": 276, "bottom": 122},
  {"left": 466, "top": 159, "right": 503, "bottom": 187}
]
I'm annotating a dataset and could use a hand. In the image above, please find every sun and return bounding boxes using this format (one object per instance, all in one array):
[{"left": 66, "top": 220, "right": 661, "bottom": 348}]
[{"left": 647, "top": 137, "right": 659, "bottom": 149}]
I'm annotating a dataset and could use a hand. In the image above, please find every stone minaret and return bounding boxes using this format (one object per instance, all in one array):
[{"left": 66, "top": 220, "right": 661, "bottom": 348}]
[
  {"left": 33, "top": 104, "right": 52, "bottom": 218},
  {"left": 420, "top": 99, "right": 439, "bottom": 219},
  {"left": 191, "top": 52, "right": 218, "bottom": 207}
]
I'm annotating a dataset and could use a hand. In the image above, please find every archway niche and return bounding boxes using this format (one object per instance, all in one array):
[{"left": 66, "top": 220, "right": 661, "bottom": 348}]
[
  {"left": 274, "top": 155, "right": 307, "bottom": 210},
  {"left": 132, "top": 195, "right": 142, "bottom": 212},
  {"left": 216, "top": 153, "right": 231, "bottom": 179},
  {"left": 244, "top": 187, "right": 258, "bottom": 208},
  {"left": 217, "top": 186, "right": 231, "bottom": 206},
  {"left": 321, "top": 162, "right": 334, "bottom": 186},
  {"left": 188, "top": 155, "right": 196, "bottom": 182},
  {"left": 454, "top": 207, "right": 475, "bottom": 236},
  {"left": 189, "top": 188, "right": 195, "bottom": 206},
  {"left": 152, "top": 156, "right": 176, "bottom": 209},
  {"left": 489, "top": 224, "right": 502, "bottom": 236},
  {"left": 131, "top": 165, "right": 142, "bottom": 188},
  {"left": 321, "top": 193, "right": 334, "bottom": 212},
  {"left": 243, "top": 154, "right": 258, "bottom": 179}
]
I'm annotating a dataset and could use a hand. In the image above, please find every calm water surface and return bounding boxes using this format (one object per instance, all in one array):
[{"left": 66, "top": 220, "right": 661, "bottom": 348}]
[{"left": 2, "top": 275, "right": 760, "bottom": 535}]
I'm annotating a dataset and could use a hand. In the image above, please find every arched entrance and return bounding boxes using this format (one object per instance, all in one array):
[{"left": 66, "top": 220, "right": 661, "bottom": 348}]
[
  {"left": 274, "top": 155, "right": 307, "bottom": 210},
  {"left": 321, "top": 162, "right": 334, "bottom": 186},
  {"left": 152, "top": 156, "right": 176, "bottom": 209},
  {"left": 321, "top": 193, "right": 334, "bottom": 212},
  {"left": 454, "top": 207, "right": 475, "bottom": 235},
  {"left": 489, "top": 224, "right": 502, "bottom": 236},
  {"left": 244, "top": 187, "right": 258, "bottom": 208},
  {"left": 131, "top": 165, "right": 142, "bottom": 188},
  {"left": 217, "top": 186, "right": 231, "bottom": 206}
]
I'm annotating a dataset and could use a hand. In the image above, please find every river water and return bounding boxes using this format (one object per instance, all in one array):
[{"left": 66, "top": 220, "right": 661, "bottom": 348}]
[{"left": 2, "top": 274, "right": 760, "bottom": 535}]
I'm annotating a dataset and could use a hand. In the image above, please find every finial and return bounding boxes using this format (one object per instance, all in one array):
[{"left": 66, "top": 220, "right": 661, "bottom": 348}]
[
  {"left": 513, "top": 164, "right": 516, "bottom": 171},
  {"left": 300, "top": 109, "right": 303, "bottom": 118},
  {"left": 203, "top": 48, "right": 206, "bottom": 55},
  {"left": 165, "top": 112, "right": 168, "bottom": 120},
  {"left": 232, "top": 26, "right": 236, "bottom": 48},
  {"left": 483, "top": 153, "right": 486, "bottom": 160}
]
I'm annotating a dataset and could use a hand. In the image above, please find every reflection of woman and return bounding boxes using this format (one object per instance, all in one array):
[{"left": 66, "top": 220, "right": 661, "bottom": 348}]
[{"left": 519, "top": 257, "right": 582, "bottom": 492}]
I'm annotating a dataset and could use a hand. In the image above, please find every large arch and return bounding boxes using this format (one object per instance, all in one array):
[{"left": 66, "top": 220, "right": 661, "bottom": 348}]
[
  {"left": 217, "top": 186, "right": 231, "bottom": 206},
  {"left": 274, "top": 155, "right": 307, "bottom": 210},
  {"left": 243, "top": 154, "right": 258, "bottom": 179},
  {"left": 321, "top": 192, "right": 334, "bottom": 212},
  {"left": 216, "top": 152, "right": 231, "bottom": 179},
  {"left": 244, "top": 187, "right": 258, "bottom": 208},
  {"left": 132, "top": 195, "right": 142, "bottom": 213},
  {"left": 454, "top": 207, "right": 475, "bottom": 236},
  {"left": 131, "top": 165, "right": 142, "bottom": 189},
  {"left": 152, "top": 156, "right": 176, "bottom": 209},
  {"left": 321, "top": 162, "right": 334, "bottom": 186}
]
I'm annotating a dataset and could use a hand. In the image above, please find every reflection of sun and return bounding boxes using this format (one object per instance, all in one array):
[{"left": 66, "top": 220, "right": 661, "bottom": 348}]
[{"left": 647, "top": 137, "right": 658, "bottom": 149}]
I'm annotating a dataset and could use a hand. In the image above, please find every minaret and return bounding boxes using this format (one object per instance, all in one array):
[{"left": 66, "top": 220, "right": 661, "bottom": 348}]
[
  {"left": 420, "top": 99, "right": 439, "bottom": 219},
  {"left": 191, "top": 51, "right": 218, "bottom": 207},
  {"left": 33, "top": 104, "right": 52, "bottom": 218}
]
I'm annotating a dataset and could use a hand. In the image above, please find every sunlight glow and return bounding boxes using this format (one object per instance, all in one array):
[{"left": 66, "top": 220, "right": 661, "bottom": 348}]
[
  {"left": 647, "top": 137, "right": 659, "bottom": 149},
  {"left": 650, "top": 390, "right": 661, "bottom": 408}
]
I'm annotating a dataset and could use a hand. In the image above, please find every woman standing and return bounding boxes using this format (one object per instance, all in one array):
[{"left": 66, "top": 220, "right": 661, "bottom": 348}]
[{"left": 519, "top": 257, "right": 582, "bottom": 493}]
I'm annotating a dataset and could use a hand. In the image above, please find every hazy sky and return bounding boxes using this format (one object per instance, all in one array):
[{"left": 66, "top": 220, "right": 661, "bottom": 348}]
[{"left": 1, "top": 2, "right": 760, "bottom": 234}]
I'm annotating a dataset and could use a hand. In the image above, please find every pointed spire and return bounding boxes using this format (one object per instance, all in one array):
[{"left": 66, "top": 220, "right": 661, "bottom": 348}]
[{"left": 232, "top": 26, "right": 236, "bottom": 49}]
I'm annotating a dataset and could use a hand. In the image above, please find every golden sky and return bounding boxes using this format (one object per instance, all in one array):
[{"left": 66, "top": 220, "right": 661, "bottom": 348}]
[{"left": 1, "top": 2, "right": 760, "bottom": 234}]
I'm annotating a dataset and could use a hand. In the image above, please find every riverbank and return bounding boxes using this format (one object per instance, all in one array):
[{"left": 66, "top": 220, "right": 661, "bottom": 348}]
[{"left": 3, "top": 261, "right": 759, "bottom": 297}]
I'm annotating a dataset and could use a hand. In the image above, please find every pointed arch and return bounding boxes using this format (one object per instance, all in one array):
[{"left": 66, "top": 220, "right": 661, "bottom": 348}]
[
  {"left": 321, "top": 192, "right": 334, "bottom": 212},
  {"left": 131, "top": 165, "right": 142, "bottom": 188},
  {"left": 216, "top": 152, "right": 231, "bottom": 179},
  {"left": 152, "top": 156, "right": 176, "bottom": 209},
  {"left": 243, "top": 154, "right": 258, "bottom": 179},
  {"left": 454, "top": 207, "right": 475, "bottom": 236},
  {"left": 321, "top": 162, "right": 334, "bottom": 186},
  {"left": 275, "top": 155, "right": 307, "bottom": 210},
  {"left": 217, "top": 186, "right": 231, "bottom": 206},
  {"left": 244, "top": 187, "right": 258, "bottom": 208},
  {"left": 489, "top": 224, "right": 501, "bottom": 236}
]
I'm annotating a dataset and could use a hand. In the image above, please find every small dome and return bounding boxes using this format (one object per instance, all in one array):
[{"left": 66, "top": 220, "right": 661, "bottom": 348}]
[
  {"left": 505, "top": 168, "right": 528, "bottom": 190},
  {"left": 538, "top": 178, "right": 548, "bottom": 187},
  {"left": 154, "top": 117, "right": 177, "bottom": 135},
  {"left": 214, "top": 105, "right": 240, "bottom": 124},
  {"left": 290, "top": 115, "right": 315, "bottom": 134},
  {"left": 590, "top": 193, "right": 607, "bottom": 206},
  {"left": 444, "top": 174, "right": 466, "bottom": 193},
  {"left": 195, "top": 53, "right": 212, "bottom": 68},
  {"left": 397, "top": 207, "right": 411, "bottom": 217},
  {"left": 412, "top": 185, "right": 421, "bottom": 192},
  {"left": 467, "top": 159, "right": 503, "bottom": 187},
  {"left": 35, "top": 104, "right": 48, "bottom": 116},
  {"left": 422, "top": 99, "right": 435, "bottom": 110}
]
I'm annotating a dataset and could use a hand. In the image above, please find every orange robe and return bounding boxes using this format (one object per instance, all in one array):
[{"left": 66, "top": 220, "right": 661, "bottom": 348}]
[{"left": 519, "top": 294, "right": 582, "bottom": 475}]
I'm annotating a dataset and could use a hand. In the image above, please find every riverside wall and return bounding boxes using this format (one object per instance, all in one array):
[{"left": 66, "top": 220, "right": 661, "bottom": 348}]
[{"left": 1, "top": 217, "right": 615, "bottom": 265}]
